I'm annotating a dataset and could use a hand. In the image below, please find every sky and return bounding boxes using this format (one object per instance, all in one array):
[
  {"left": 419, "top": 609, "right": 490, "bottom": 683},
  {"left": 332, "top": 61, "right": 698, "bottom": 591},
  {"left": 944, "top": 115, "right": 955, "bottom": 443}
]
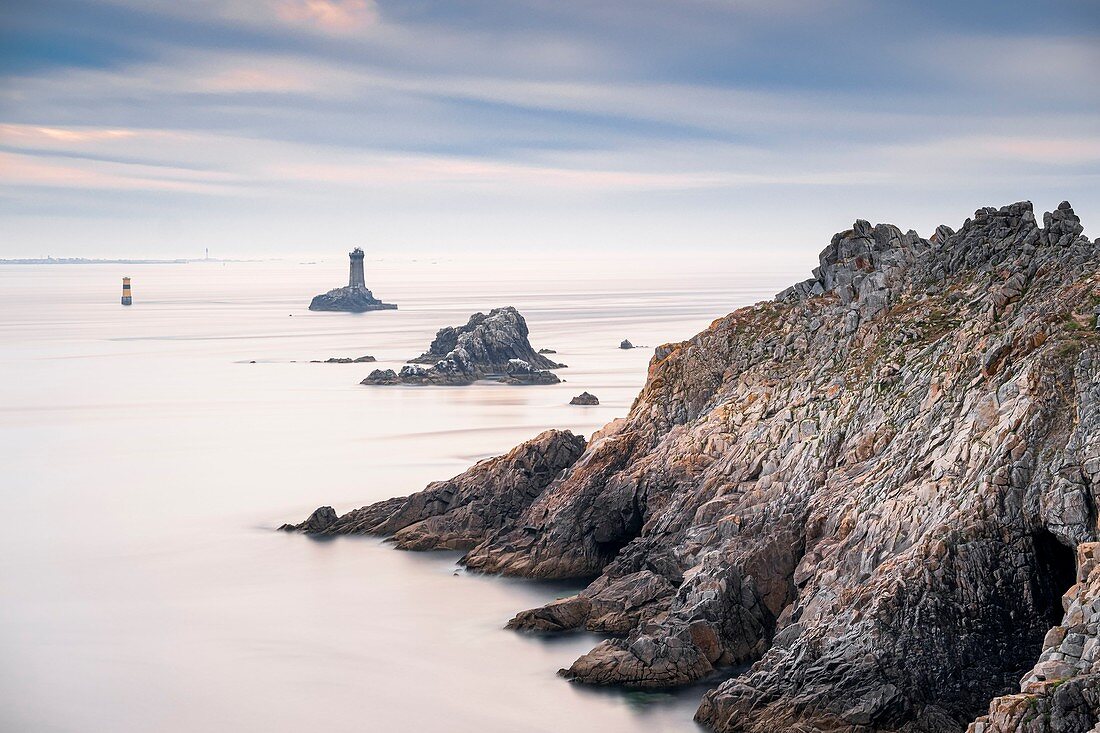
[{"left": 1, "top": 0, "right": 1098, "bottom": 260}]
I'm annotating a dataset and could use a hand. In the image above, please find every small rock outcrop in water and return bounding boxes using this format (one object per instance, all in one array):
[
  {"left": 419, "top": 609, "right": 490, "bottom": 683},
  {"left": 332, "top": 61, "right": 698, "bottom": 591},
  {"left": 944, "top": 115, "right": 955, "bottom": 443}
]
[
  {"left": 538, "top": 348, "right": 558, "bottom": 354},
  {"left": 361, "top": 307, "right": 564, "bottom": 386},
  {"left": 570, "top": 391, "right": 599, "bottom": 405},
  {"left": 308, "top": 248, "right": 397, "bottom": 312},
  {"left": 619, "top": 339, "right": 634, "bottom": 349},
  {"left": 312, "top": 355, "right": 376, "bottom": 363},
  {"left": 309, "top": 287, "right": 396, "bottom": 312},
  {"left": 284, "top": 201, "right": 1100, "bottom": 733}
]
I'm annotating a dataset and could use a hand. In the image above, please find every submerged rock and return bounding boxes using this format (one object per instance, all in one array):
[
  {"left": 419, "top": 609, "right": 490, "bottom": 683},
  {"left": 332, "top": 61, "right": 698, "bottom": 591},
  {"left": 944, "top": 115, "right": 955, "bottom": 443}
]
[
  {"left": 362, "top": 306, "right": 563, "bottom": 386},
  {"left": 286, "top": 201, "right": 1100, "bottom": 733},
  {"left": 570, "top": 391, "right": 599, "bottom": 405}
]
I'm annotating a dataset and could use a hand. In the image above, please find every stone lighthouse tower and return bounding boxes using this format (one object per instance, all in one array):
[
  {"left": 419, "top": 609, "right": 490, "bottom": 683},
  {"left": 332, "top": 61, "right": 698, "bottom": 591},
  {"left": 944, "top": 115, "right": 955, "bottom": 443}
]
[
  {"left": 349, "top": 248, "right": 366, "bottom": 289},
  {"left": 308, "top": 246, "right": 396, "bottom": 312}
]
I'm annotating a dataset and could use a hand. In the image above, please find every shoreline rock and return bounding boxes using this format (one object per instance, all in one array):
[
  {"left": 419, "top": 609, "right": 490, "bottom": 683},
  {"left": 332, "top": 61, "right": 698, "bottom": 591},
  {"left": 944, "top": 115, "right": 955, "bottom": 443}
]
[
  {"left": 280, "top": 430, "right": 585, "bottom": 550},
  {"left": 284, "top": 200, "right": 1100, "bottom": 733},
  {"left": 570, "top": 392, "right": 599, "bottom": 405}
]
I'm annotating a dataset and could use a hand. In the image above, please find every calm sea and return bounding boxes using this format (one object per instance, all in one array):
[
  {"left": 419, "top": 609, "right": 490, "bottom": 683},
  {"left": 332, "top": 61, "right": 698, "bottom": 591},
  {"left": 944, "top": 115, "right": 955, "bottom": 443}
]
[{"left": 0, "top": 256, "right": 797, "bottom": 733}]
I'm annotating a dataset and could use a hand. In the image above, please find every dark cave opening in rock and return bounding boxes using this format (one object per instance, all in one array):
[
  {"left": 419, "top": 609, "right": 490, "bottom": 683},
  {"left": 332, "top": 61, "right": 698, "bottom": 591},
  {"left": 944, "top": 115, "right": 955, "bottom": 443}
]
[
  {"left": 973, "top": 530, "right": 1079, "bottom": 709},
  {"left": 593, "top": 507, "right": 645, "bottom": 561},
  {"left": 1031, "top": 529, "right": 1077, "bottom": 627}
]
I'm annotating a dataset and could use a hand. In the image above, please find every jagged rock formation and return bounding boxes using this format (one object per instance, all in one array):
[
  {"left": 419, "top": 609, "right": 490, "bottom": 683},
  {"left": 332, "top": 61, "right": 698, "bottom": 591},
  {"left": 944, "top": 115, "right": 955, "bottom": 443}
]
[
  {"left": 308, "top": 286, "right": 397, "bottom": 312},
  {"left": 362, "top": 307, "right": 564, "bottom": 386},
  {"left": 281, "top": 430, "right": 585, "bottom": 550},
  {"left": 620, "top": 339, "right": 635, "bottom": 349},
  {"left": 571, "top": 391, "right": 600, "bottom": 405},
  {"left": 285, "top": 201, "right": 1099, "bottom": 732}
]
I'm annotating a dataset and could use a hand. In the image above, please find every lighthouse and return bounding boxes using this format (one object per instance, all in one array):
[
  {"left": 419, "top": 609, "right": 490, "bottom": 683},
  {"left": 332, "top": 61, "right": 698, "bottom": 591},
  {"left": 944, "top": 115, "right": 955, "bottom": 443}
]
[
  {"left": 121, "top": 277, "right": 132, "bottom": 306},
  {"left": 349, "top": 247, "right": 366, "bottom": 289},
  {"left": 308, "top": 247, "right": 396, "bottom": 312}
]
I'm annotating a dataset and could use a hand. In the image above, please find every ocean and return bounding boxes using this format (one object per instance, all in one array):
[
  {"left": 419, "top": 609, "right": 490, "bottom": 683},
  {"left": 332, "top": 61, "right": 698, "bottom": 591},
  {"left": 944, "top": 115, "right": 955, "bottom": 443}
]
[{"left": 0, "top": 256, "right": 798, "bottom": 732}]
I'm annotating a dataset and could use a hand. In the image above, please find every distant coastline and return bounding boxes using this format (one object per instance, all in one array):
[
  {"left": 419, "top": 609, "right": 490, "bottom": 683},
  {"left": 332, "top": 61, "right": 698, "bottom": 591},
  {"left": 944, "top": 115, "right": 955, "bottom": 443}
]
[{"left": 0, "top": 257, "right": 256, "bottom": 265}]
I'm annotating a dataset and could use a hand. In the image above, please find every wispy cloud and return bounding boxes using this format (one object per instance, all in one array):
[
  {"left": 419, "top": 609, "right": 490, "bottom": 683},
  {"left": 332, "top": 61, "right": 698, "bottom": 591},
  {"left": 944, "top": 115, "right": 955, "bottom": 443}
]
[
  {"left": 274, "top": 0, "right": 380, "bottom": 34},
  {"left": 0, "top": 0, "right": 1097, "bottom": 256}
]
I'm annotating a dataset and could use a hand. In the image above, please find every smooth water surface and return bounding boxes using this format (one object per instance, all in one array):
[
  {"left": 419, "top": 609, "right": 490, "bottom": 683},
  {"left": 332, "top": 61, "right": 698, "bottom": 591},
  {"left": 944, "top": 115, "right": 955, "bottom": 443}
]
[{"left": 0, "top": 256, "right": 797, "bottom": 732}]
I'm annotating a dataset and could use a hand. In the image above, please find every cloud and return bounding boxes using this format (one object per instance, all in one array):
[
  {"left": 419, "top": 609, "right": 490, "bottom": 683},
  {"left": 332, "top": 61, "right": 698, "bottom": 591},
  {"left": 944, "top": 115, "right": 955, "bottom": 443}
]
[
  {"left": 0, "top": 150, "right": 245, "bottom": 195},
  {"left": 274, "top": 0, "right": 379, "bottom": 34},
  {"left": 0, "top": 124, "right": 138, "bottom": 144},
  {"left": 0, "top": 0, "right": 1097, "bottom": 256}
]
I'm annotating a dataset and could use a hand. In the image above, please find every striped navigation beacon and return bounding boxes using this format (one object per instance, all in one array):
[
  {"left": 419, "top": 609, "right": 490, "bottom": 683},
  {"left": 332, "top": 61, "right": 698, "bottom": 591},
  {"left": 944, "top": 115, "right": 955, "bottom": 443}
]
[{"left": 121, "top": 277, "right": 133, "bottom": 306}]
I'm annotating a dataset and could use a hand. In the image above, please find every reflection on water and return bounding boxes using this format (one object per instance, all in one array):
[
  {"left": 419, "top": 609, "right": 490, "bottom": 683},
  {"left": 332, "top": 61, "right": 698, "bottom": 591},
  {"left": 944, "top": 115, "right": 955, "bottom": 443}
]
[{"left": 0, "top": 257, "right": 796, "bottom": 733}]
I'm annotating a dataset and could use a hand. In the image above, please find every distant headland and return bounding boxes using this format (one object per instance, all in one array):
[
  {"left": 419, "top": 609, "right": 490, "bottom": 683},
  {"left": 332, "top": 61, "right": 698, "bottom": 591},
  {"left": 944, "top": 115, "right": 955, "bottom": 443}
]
[{"left": 0, "top": 256, "right": 252, "bottom": 265}]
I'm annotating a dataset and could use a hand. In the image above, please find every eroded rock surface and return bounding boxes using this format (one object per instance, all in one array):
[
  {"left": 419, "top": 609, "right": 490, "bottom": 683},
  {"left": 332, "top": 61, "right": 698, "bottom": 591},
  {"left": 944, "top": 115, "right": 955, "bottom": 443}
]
[
  {"left": 286, "top": 201, "right": 1100, "bottom": 732},
  {"left": 362, "top": 306, "right": 563, "bottom": 385}
]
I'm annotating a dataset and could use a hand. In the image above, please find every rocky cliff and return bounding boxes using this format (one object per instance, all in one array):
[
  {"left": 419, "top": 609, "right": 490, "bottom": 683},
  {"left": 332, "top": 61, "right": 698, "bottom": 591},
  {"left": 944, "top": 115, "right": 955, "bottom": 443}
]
[
  {"left": 286, "top": 201, "right": 1099, "bottom": 732},
  {"left": 362, "top": 306, "right": 563, "bottom": 385}
]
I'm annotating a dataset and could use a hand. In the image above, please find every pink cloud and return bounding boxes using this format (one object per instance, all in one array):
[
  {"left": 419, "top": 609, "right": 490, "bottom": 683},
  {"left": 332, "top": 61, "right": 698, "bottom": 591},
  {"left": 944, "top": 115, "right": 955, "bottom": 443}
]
[
  {"left": 0, "top": 124, "right": 138, "bottom": 144},
  {"left": 275, "top": 0, "right": 379, "bottom": 34},
  {"left": 0, "top": 151, "right": 244, "bottom": 194}
]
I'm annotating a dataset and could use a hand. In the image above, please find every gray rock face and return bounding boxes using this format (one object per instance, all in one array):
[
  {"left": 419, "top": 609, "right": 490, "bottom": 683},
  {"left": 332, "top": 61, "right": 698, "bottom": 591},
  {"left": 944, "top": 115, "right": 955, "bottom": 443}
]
[
  {"left": 570, "top": 391, "right": 600, "bottom": 405},
  {"left": 281, "top": 430, "right": 585, "bottom": 550},
  {"left": 308, "top": 286, "right": 397, "bottom": 312},
  {"left": 620, "top": 339, "right": 634, "bottom": 349},
  {"left": 362, "top": 307, "right": 563, "bottom": 385},
  {"left": 288, "top": 200, "right": 1100, "bottom": 732}
]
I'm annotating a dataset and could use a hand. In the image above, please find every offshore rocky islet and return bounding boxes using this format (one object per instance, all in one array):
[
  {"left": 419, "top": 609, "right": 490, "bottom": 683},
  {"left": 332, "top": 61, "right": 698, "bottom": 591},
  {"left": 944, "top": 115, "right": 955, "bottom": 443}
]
[
  {"left": 361, "top": 306, "right": 564, "bottom": 386},
  {"left": 285, "top": 201, "right": 1100, "bottom": 732}
]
